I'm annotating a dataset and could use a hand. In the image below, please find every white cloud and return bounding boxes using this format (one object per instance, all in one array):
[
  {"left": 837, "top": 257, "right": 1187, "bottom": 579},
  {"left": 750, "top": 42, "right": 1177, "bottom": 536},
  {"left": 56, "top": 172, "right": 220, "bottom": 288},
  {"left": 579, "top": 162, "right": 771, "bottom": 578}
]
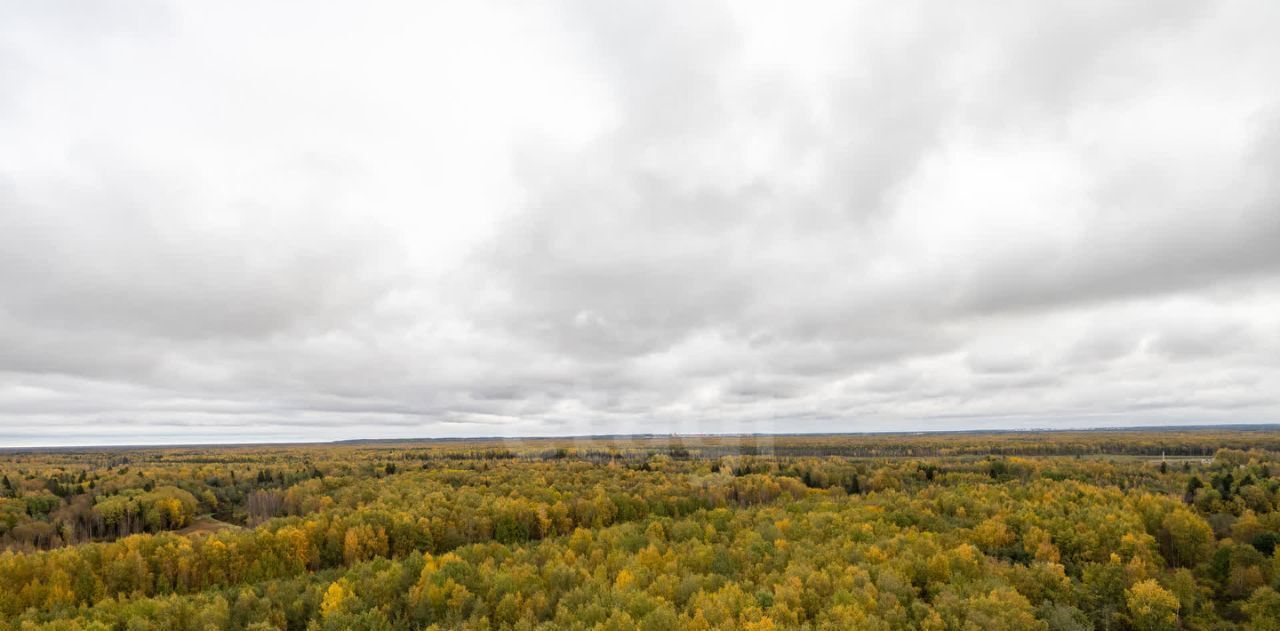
[{"left": 1, "top": 0, "right": 1279, "bottom": 445}]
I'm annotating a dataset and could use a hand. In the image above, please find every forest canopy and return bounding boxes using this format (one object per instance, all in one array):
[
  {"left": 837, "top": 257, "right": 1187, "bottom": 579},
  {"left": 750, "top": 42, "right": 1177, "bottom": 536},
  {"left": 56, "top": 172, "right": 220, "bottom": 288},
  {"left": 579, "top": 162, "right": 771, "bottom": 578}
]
[{"left": 2, "top": 428, "right": 1280, "bottom": 630}]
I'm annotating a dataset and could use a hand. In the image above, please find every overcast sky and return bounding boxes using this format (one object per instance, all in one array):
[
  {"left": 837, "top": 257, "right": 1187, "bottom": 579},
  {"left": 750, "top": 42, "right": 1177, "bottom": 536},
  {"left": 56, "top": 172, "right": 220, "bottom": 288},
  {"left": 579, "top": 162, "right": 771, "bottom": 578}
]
[{"left": 2, "top": 1, "right": 1279, "bottom": 446}]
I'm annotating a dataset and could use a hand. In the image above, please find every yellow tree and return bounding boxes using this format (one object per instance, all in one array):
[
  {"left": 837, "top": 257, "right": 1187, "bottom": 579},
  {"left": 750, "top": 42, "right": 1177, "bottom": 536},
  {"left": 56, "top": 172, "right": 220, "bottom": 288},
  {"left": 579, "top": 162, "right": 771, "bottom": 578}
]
[
  {"left": 320, "top": 580, "right": 354, "bottom": 618},
  {"left": 1126, "top": 579, "right": 1179, "bottom": 631}
]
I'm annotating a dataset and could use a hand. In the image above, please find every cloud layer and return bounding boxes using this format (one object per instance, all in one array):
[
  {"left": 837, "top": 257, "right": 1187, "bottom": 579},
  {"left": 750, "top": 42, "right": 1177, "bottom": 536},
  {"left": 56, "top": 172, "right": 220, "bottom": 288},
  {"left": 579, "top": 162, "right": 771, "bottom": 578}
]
[{"left": 2, "top": 0, "right": 1279, "bottom": 445}]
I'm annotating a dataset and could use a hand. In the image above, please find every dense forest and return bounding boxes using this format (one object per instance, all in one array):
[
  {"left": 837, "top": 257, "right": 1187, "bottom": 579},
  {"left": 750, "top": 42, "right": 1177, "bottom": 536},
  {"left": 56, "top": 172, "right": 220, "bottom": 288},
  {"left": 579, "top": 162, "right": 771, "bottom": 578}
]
[{"left": 2, "top": 429, "right": 1280, "bottom": 629}]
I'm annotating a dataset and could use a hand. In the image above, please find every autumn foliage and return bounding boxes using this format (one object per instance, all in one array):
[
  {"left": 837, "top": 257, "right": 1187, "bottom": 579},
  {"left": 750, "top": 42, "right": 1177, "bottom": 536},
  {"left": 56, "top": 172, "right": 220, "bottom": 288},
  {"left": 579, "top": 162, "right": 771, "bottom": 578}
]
[{"left": 1, "top": 430, "right": 1279, "bottom": 629}]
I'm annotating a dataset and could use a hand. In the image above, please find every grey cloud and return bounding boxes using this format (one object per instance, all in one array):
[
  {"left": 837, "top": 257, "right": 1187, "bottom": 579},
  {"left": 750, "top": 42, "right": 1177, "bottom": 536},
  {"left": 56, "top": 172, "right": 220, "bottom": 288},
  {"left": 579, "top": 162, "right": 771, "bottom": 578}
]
[
  {"left": 1146, "top": 320, "right": 1258, "bottom": 361},
  {"left": 480, "top": 0, "right": 1280, "bottom": 369},
  {"left": 0, "top": 167, "right": 401, "bottom": 340}
]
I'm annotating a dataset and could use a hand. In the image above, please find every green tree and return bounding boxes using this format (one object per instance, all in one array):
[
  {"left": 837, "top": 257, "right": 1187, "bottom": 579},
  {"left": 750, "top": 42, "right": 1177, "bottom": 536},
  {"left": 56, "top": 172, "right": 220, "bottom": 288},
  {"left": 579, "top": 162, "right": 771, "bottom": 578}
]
[{"left": 1244, "top": 586, "right": 1280, "bottom": 631}]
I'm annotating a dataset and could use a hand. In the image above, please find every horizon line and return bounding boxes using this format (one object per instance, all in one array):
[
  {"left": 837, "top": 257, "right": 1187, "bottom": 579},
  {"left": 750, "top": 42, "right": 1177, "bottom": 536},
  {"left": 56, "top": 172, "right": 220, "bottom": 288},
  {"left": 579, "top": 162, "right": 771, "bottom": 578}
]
[{"left": 3, "top": 422, "right": 1278, "bottom": 452}]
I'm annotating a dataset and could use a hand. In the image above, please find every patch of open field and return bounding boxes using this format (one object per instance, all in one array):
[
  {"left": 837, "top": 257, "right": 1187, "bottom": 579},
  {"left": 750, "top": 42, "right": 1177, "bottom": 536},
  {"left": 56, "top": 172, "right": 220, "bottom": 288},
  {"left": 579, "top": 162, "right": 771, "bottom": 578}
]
[{"left": 176, "top": 515, "right": 240, "bottom": 536}]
